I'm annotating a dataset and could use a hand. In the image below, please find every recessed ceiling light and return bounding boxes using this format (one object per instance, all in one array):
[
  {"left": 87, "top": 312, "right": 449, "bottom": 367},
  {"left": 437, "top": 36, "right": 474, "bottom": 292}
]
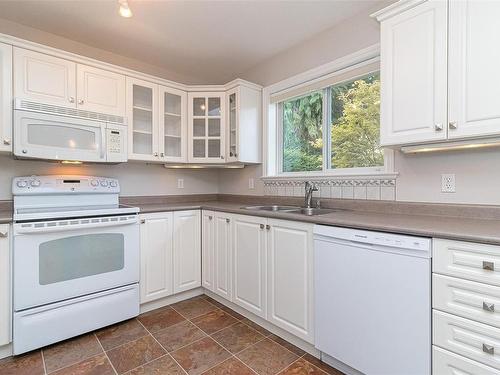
[{"left": 118, "top": 0, "right": 133, "bottom": 18}]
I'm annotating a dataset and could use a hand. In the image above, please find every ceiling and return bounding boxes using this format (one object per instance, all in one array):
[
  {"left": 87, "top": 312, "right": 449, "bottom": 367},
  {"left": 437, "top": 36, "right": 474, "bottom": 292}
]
[{"left": 0, "top": 1, "right": 379, "bottom": 84}]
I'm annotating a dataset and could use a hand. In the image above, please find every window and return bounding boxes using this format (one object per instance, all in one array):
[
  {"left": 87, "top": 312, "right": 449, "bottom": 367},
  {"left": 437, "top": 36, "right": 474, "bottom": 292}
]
[{"left": 278, "top": 70, "right": 383, "bottom": 174}]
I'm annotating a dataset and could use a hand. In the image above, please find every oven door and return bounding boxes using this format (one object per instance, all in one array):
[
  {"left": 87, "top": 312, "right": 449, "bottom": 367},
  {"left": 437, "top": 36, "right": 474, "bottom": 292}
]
[
  {"left": 14, "top": 110, "right": 107, "bottom": 162},
  {"left": 13, "top": 215, "right": 139, "bottom": 311}
]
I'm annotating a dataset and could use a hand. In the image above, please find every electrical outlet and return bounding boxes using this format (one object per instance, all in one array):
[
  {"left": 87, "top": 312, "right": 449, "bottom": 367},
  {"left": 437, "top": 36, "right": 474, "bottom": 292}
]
[
  {"left": 177, "top": 179, "right": 184, "bottom": 189},
  {"left": 441, "top": 174, "right": 455, "bottom": 193},
  {"left": 248, "top": 178, "right": 255, "bottom": 190}
]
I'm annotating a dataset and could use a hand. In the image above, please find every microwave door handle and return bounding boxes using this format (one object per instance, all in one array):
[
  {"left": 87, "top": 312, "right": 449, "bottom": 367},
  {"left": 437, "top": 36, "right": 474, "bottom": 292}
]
[{"left": 100, "top": 125, "right": 106, "bottom": 160}]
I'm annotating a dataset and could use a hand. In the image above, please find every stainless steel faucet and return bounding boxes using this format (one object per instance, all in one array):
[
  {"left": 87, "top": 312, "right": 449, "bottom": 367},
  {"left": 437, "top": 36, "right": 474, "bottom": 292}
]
[{"left": 304, "top": 181, "right": 318, "bottom": 208}]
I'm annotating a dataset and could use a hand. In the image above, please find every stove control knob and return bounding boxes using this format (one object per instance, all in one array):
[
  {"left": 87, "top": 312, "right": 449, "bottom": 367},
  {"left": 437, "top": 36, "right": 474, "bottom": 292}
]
[
  {"left": 90, "top": 180, "right": 99, "bottom": 187},
  {"left": 100, "top": 180, "right": 108, "bottom": 187},
  {"left": 110, "top": 181, "right": 118, "bottom": 188},
  {"left": 16, "top": 180, "right": 27, "bottom": 188},
  {"left": 30, "top": 179, "right": 41, "bottom": 187}
]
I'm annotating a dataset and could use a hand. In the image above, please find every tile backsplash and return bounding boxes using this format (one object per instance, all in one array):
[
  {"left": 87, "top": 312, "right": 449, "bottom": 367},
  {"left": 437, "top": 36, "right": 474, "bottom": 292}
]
[{"left": 263, "top": 176, "right": 396, "bottom": 201}]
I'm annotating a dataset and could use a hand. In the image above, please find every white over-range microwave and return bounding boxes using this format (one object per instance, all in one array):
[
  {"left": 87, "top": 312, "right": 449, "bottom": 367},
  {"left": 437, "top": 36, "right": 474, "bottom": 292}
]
[{"left": 13, "top": 99, "right": 128, "bottom": 163}]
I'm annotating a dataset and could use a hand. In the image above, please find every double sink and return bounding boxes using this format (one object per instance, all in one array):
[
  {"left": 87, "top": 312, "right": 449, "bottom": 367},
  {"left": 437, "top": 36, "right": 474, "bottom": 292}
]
[{"left": 242, "top": 205, "right": 338, "bottom": 216}]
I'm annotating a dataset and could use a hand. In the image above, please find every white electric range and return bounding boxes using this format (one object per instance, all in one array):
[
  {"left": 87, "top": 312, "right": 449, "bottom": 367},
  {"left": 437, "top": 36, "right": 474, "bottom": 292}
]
[{"left": 12, "top": 175, "right": 140, "bottom": 355}]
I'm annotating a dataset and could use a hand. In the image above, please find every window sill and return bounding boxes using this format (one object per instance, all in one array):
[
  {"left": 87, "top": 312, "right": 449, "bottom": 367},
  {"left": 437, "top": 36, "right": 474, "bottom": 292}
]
[{"left": 261, "top": 171, "right": 398, "bottom": 182}]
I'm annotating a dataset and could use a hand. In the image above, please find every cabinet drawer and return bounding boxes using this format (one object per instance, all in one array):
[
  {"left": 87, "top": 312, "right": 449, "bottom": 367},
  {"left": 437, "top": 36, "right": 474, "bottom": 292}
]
[
  {"left": 433, "top": 239, "right": 500, "bottom": 286},
  {"left": 434, "top": 310, "right": 500, "bottom": 369},
  {"left": 434, "top": 274, "right": 500, "bottom": 328},
  {"left": 433, "top": 346, "right": 500, "bottom": 375}
]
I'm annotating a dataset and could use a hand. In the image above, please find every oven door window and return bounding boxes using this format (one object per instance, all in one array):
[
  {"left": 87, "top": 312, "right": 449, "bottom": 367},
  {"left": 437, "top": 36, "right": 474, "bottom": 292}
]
[{"left": 39, "top": 233, "right": 124, "bottom": 285}]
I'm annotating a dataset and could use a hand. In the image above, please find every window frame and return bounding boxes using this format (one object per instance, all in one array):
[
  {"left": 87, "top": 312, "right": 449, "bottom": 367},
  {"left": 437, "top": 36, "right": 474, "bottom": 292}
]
[{"left": 263, "top": 45, "right": 395, "bottom": 179}]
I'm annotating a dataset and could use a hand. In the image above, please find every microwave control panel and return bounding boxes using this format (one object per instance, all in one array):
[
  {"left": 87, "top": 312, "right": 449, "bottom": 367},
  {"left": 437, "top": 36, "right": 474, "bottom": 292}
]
[{"left": 106, "top": 125, "right": 127, "bottom": 162}]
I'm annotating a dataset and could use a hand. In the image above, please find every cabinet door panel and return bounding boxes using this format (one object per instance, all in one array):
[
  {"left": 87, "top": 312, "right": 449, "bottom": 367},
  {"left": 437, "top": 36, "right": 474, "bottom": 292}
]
[
  {"left": 14, "top": 47, "right": 76, "bottom": 107},
  {"left": 77, "top": 64, "right": 125, "bottom": 116},
  {"left": 267, "top": 219, "right": 314, "bottom": 342},
  {"left": 214, "top": 213, "right": 232, "bottom": 300},
  {"left": 0, "top": 224, "right": 10, "bottom": 345},
  {"left": 0, "top": 43, "right": 12, "bottom": 152},
  {"left": 126, "top": 77, "right": 159, "bottom": 161},
  {"left": 159, "top": 86, "right": 187, "bottom": 162},
  {"left": 173, "top": 210, "right": 201, "bottom": 293},
  {"left": 188, "top": 92, "right": 225, "bottom": 163},
  {"left": 379, "top": 1, "right": 447, "bottom": 145},
  {"left": 232, "top": 215, "right": 266, "bottom": 317},
  {"left": 448, "top": 0, "right": 500, "bottom": 138},
  {"left": 201, "top": 211, "right": 214, "bottom": 291},
  {"left": 140, "top": 213, "right": 173, "bottom": 303}
]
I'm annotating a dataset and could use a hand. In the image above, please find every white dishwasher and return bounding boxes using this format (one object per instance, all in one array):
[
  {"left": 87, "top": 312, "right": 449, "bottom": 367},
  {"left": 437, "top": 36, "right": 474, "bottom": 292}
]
[{"left": 314, "top": 225, "right": 431, "bottom": 375}]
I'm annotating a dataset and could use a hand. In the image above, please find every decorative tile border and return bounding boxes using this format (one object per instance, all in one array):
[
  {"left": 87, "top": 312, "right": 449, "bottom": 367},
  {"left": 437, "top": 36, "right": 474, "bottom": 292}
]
[{"left": 262, "top": 175, "right": 397, "bottom": 201}]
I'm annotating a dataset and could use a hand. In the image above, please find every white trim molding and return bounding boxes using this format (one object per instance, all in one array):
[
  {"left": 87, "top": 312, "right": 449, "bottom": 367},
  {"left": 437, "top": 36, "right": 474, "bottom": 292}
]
[{"left": 262, "top": 173, "right": 397, "bottom": 201}]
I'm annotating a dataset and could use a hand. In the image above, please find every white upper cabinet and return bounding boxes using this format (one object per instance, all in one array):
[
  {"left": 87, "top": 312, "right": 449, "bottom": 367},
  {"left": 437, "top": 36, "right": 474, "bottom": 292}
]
[
  {"left": 160, "top": 86, "right": 187, "bottom": 162},
  {"left": 76, "top": 64, "right": 126, "bottom": 117},
  {"left": 448, "top": 0, "right": 500, "bottom": 139},
  {"left": 127, "top": 77, "right": 160, "bottom": 161},
  {"left": 376, "top": 0, "right": 500, "bottom": 146},
  {"left": 14, "top": 47, "right": 77, "bottom": 108},
  {"left": 377, "top": 0, "right": 448, "bottom": 146},
  {"left": 226, "top": 85, "right": 261, "bottom": 164},
  {"left": 14, "top": 47, "right": 126, "bottom": 118},
  {"left": 188, "top": 92, "right": 225, "bottom": 163},
  {"left": 0, "top": 43, "right": 12, "bottom": 152}
]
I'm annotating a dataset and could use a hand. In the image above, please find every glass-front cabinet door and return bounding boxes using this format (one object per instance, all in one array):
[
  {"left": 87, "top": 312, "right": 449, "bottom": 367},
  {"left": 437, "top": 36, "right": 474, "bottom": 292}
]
[
  {"left": 159, "top": 86, "right": 187, "bottom": 162},
  {"left": 227, "top": 88, "right": 238, "bottom": 162},
  {"left": 188, "top": 92, "right": 225, "bottom": 163},
  {"left": 126, "top": 77, "right": 159, "bottom": 161}
]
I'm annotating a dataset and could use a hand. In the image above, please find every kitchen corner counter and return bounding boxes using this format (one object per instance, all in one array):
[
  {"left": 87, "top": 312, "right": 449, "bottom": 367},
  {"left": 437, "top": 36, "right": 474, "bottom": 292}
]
[{"left": 133, "top": 198, "right": 500, "bottom": 246}]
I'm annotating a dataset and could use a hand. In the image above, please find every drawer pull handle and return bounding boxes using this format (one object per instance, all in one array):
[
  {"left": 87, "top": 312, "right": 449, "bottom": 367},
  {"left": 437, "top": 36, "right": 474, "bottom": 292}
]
[
  {"left": 483, "top": 261, "right": 495, "bottom": 271},
  {"left": 483, "top": 343, "right": 495, "bottom": 355},
  {"left": 483, "top": 302, "right": 495, "bottom": 312}
]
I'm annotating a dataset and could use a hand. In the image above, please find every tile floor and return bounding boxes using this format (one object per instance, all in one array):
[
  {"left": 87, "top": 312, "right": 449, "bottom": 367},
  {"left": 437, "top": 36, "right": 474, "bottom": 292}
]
[{"left": 0, "top": 295, "right": 344, "bottom": 375}]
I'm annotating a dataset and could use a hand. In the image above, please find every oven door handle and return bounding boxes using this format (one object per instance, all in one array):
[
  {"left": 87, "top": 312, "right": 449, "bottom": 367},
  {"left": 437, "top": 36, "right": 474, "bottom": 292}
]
[{"left": 14, "top": 216, "right": 138, "bottom": 235}]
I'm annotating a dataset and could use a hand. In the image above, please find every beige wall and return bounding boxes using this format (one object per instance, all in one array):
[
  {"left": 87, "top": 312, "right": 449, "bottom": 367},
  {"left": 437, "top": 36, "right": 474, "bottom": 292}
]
[
  {"left": 0, "top": 155, "right": 218, "bottom": 200},
  {"left": 0, "top": 18, "right": 200, "bottom": 84}
]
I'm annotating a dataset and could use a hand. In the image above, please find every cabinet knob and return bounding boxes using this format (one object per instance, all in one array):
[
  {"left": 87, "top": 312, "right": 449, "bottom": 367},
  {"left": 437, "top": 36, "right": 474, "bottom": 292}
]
[
  {"left": 266, "top": 224, "right": 270, "bottom": 230},
  {"left": 69, "top": 97, "right": 75, "bottom": 103},
  {"left": 483, "top": 301, "right": 495, "bottom": 312},
  {"left": 209, "top": 216, "right": 213, "bottom": 220},
  {"left": 3, "top": 138, "right": 11, "bottom": 145},
  {"left": 434, "top": 123, "right": 443, "bottom": 131},
  {"left": 22, "top": 149, "right": 27, "bottom": 154},
  {"left": 483, "top": 261, "right": 494, "bottom": 271},
  {"left": 260, "top": 224, "right": 265, "bottom": 229},
  {"left": 220, "top": 155, "right": 225, "bottom": 160},
  {"left": 153, "top": 152, "right": 158, "bottom": 157},
  {"left": 229, "top": 152, "right": 233, "bottom": 157},
  {"left": 0, "top": 232, "right": 7, "bottom": 238},
  {"left": 160, "top": 152, "right": 164, "bottom": 157},
  {"left": 226, "top": 218, "right": 230, "bottom": 223},
  {"left": 234, "top": 153, "right": 238, "bottom": 158},
  {"left": 449, "top": 121, "right": 458, "bottom": 130},
  {"left": 78, "top": 99, "right": 84, "bottom": 105},
  {"left": 140, "top": 219, "right": 145, "bottom": 224},
  {"left": 483, "top": 343, "right": 495, "bottom": 355}
]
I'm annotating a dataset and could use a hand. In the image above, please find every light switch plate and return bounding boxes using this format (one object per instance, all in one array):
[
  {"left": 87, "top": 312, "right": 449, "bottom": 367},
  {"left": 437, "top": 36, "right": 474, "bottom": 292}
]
[
  {"left": 177, "top": 179, "right": 184, "bottom": 189},
  {"left": 248, "top": 178, "right": 255, "bottom": 190},
  {"left": 441, "top": 174, "right": 455, "bottom": 193}
]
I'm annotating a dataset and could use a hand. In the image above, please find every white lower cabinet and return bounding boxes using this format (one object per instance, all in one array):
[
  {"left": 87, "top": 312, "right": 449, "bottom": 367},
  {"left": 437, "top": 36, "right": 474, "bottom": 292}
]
[
  {"left": 0, "top": 224, "right": 10, "bottom": 346},
  {"left": 267, "top": 219, "right": 314, "bottom": 343},
  {"left": 139, "top": 210, "right": 201, "bottom": 304},
  {"left": 173, "top": 210, "right": 201, "bottom": 293},
  {"left": 201, "top": 210, "right": 215, "bottom": 291},
  {"left": 232, "top": 214, "right": 267, "bottom": 318},
  {"left": 213, "top": 212, "right": 232, "bottom": 300},
  {"left": 139, "top": 212, "right": 173, "bottom": 303},
  {"left": 433, "top": 346, "right": 500, "bottom": 375}
]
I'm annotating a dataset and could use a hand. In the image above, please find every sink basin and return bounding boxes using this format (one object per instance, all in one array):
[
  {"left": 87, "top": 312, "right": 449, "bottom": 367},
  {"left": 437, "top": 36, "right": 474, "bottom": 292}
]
[
  {"left": 242, "top": 205, "right": 338, "bottom": 216},
  {"left": 286, "top": 207, "right": 337, "bottom": 216},
  {"left": 242, "top": 205, "right": 301, "bottom": 212}
]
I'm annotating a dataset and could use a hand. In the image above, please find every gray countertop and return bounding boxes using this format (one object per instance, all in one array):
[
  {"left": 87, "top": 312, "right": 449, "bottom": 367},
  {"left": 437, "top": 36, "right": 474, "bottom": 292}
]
[
  {"left": 3, "top": 198, "right": 500, "bottom": 245},
  {"left": 136, "top": 200, "right": 500, "bottom": 245}
]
